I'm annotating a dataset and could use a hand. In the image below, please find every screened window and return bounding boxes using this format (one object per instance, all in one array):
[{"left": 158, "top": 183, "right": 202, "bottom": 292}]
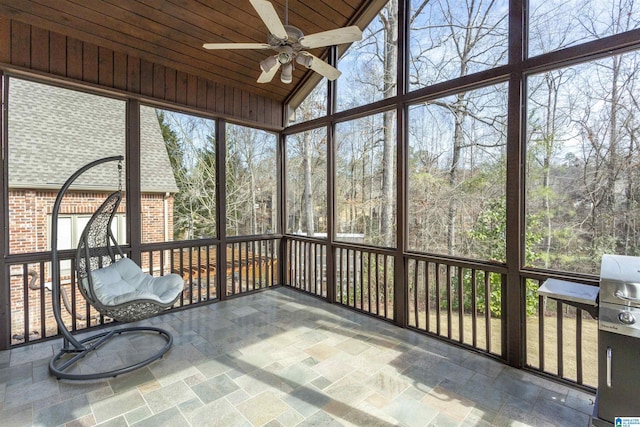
[
  {"left": 336, "top": 0, "right": 397, "bottom": 111},
  {"left": 407, "top": 83, "right": 508, "bottom": 259},
  {"left": 335, "top": 111, "right": 397, "bottom": 247},
  {"left": 140, "top": 106, "right": 208, "bottom": 242},
  {"left": 526, "top": 51, "right": 640, "bottom": 274},
  {"left": 7, "top": 77, "right": 126, "bottom": 254},
  {"left": 289, "top": 79, "right": 328, "bottom": 124},
  {"left": 286, "top": 128, "right": 328, "bottom": 237},
  {"left": 50, "top": 214, "right": 125, "bottom": 275},
  {"left": 529, "top": 0, "right": 640, "bottom": 57},
  {"left": 226, "top": 124, "right": 277, "bottom": 236},
  {"left": 408, "top": 0, "right": 508, "bottom": 91}
]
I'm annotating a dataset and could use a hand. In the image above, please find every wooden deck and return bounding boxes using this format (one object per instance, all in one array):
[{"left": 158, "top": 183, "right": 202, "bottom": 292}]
[{"left": 172, "top": 246, "right": 277, "bottom": 297}]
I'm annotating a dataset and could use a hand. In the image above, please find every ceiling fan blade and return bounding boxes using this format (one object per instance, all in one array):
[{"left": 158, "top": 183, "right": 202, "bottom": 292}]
[
  {"left": 299, "top": 52, "right": 341, "bottom": 81},
  {"left": 249, "top": 0, "right": 288, "bottom": 40},
  {"left": 299, "top": 26, "right": 362, "bottom": 49},
  {"left": 257, "top": 61, "right": 281, "bottom": 83},
  {"left": 203, "top": 42, "right": 271, "bottom": 50}
]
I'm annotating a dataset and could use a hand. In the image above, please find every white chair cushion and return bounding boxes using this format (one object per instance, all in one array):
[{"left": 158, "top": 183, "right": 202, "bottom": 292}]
[{"left": 89, "top": 258, "right": 183, "bottom": 307}]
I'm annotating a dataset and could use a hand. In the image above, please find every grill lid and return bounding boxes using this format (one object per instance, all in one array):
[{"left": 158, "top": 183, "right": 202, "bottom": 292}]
[{"left": 600, "top": 254, "right": 640, "bottom": 306}]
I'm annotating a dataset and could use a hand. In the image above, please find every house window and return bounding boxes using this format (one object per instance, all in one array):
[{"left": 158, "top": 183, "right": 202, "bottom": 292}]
[{"left": 49, "top": 214, "right": 126, "bottom": 275}]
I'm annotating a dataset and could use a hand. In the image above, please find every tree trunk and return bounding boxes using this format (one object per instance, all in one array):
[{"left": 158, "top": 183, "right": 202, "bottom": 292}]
[
  {"left": 542, "top": 72, "right": 561, "bottom": 267},
  {"left": 302, "top": 131, "right": 315, "bottom": 236},
  {"left": 447, "top": 96, "right": 465, "bottom": 255},
  {"left": 380, "top": 0, "right": 398, "bottom": 248}
]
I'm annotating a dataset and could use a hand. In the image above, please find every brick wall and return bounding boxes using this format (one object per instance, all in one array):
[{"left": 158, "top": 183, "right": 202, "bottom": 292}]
[{"left": 141, "top": 193, "right": 175, "bottom": 243}]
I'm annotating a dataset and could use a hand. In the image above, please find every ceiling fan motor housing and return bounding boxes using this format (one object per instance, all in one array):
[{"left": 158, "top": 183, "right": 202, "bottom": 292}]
[{"left": 268, "top": 25, "right": 304, "bottom": 47}]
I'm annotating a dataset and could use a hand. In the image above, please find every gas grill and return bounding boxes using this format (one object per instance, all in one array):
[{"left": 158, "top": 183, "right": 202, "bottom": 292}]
[
  {"left": 591, "top": 254, "right": 640, "bottom": 426},
  {"left": 538, "top": 254, "right": 640, "bottom": 427}
]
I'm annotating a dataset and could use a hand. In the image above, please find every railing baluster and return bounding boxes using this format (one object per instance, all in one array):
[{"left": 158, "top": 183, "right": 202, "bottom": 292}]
[
  {"left": 425, "top": 261, "right": 430, "bottom": 333},
  {"left": 177, "top": 248, "right": 185, "bottom": 306},
  {"left": 446, "top": 264, "right": 452, "bottom": 339},
  {"left": 539, "top": 292, "right": 545, "bottom": 372},
  {"left": 576, "top": 308, "right": 583, "bottom": 384},
  {"left": 376, "top": 254, "right": 380, "bottom": 315},
  {"left": 485, "top": 271, "right": 491, "bottom": 353},
  {"left": 70, "top": 258, "right": 78, "bottom": 332},
  {"left": 22, "top": 264, "right": 30, "bottom": 342},
  {"left": 312, "top": 243, "right": 317, "bottom": 295},
  {"left": 557, "top": 301, "right": 564, "bottom": 377},
  {"left": 206, "top": 245, "right": 211, "bottom": 300},
  {"left": 188, "top": 246, "right": 193, "bottom": 304},
  {"left": 244, "top": 242, "right": 249, "bottom": 293},
  {"left": 359, "top": 250, "right": 364, "bottom": 311},
  {"left": 471, "top": 269, "right": 477, "bottom": 349},
  {"left": 340, "top": 248, "right": 344, "bottom": 304},
  {"left": 435, "top": 262, "right": 441, "bottom": 336},
  {"left": 367, "top": 251, "right": 372, "bottom": 312},
  {"left": 458, "top": 266, "right": 463, "bottom": 343},
  {"left": 383, "top": 254, "right": 388, "bottom": 318},
  {"left": 40, "top": 262, "right": 47, "bottom": 336},
  {"left": 298, "top": 240, "right": 303, "bottom": 290},
  {"left": 413, "top": 260, "right": 419, "bottom": 329}
]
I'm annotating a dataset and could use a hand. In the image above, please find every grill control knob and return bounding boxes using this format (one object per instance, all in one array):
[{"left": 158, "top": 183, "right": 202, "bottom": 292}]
[{"left": 618, "top": 311, "right": 636, "bottom": 325}]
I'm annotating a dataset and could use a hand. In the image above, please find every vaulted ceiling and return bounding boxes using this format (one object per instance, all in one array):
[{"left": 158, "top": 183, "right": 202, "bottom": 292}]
[{"left": 0, "top": 0, "right": 379, "bottom": 104}]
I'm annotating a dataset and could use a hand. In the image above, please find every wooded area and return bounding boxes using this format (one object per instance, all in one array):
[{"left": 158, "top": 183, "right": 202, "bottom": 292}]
[{"left": 154, "top": 0, "right": 640, "bottom": 279}]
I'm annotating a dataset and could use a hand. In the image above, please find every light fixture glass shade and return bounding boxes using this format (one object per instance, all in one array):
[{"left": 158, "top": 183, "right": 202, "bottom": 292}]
[
  {"left": 277, "top": 52, "right": 292, "bottom": 64},
  {"left": 281, "top": 63, "right": 293, "bottom": 84},
  {"left": 260, "top": 56, "right": 278, "bottom": 73},
  {"left": 295, "top": 54, "right": 313, "bottom": 68}
]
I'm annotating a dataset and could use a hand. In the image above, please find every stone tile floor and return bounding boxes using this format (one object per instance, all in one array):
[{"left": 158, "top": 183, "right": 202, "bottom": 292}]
[{"left": 0, "top": 287, "right": 595, "bottom": 426}]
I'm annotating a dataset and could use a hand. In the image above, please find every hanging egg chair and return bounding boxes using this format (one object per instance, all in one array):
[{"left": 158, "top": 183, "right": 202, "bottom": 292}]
[{"left": 49, "top": 156, "right": 184, "bottom": 380}]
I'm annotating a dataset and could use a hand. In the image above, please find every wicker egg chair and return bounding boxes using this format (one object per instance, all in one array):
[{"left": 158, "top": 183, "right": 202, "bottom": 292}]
[{"left": 49, "top": 156, "right": 184, "bottom": 380}]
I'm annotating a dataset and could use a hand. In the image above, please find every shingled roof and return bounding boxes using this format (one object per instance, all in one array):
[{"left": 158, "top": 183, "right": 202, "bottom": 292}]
[{"left": 7, "top": 78, "right": 178, "bottom": 193}]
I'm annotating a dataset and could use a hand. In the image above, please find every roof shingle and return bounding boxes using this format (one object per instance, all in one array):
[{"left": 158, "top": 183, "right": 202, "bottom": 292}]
[{"left": 8, "top": 78, "right": 178, "bottom": 193}]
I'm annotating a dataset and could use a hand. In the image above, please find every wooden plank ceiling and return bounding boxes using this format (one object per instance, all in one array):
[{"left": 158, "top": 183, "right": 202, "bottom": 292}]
[{"left": 0, "top": 0, "right": 373, "bottom": 103}]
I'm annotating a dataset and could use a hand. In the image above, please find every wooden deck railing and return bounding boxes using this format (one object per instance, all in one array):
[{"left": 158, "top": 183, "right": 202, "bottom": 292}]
[
  {"left": 284, "top": 235, "right": 598, "bottom": 391},
  {"left": 6, "top": 237, "right": 278, "bottom": 347},
  {"left": 5, "top": 234, "right": 598, "bottom": 390}
]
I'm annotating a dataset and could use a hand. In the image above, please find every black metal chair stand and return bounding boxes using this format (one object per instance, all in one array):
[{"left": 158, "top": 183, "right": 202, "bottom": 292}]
[{"left": 49, "top": 156, "right": 181, "bottom": 380}]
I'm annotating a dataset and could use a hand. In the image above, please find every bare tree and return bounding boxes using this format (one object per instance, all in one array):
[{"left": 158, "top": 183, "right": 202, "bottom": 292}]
[
  {"left": 527, "top": 68, "right": 574, "bottom": 266},
  {"left": 409, "top": 0, "right": 507, "bottom": 255},
  {"left": 379, "top": 0, "right": 398, "bottom": 247},
  {"left": 159, "top": 111, "right": 217, "bottom": 239},
  {"left": 226, "top": 124, "right": 277, "bottom": 236}
]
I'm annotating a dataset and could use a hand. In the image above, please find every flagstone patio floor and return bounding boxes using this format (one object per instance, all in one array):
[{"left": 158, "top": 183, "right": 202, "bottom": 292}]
[{"left": 0, "top": 286, "right": 595, "bottom": 426}]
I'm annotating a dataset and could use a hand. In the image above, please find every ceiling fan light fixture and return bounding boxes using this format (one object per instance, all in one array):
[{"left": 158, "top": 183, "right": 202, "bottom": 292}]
[
  {"left": 277, "top": 51, "right": 292, "bottom": 64},
  {"left": 281, "top": 62, "right": 293, "bottom": 84},
  {"left": 260, "top": 56, "right": 278, "bottom": 73},
  {"left": 203, "top": 0, "right": 351, "bottom": 85},
  {"left": 295, "top": 54, "right": 313, "bottom": 68}
]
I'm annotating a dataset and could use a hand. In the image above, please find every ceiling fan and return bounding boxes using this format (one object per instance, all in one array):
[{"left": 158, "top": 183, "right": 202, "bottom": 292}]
[{"left": 202, "top": 0, "right": 362, "bottom": 84}]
